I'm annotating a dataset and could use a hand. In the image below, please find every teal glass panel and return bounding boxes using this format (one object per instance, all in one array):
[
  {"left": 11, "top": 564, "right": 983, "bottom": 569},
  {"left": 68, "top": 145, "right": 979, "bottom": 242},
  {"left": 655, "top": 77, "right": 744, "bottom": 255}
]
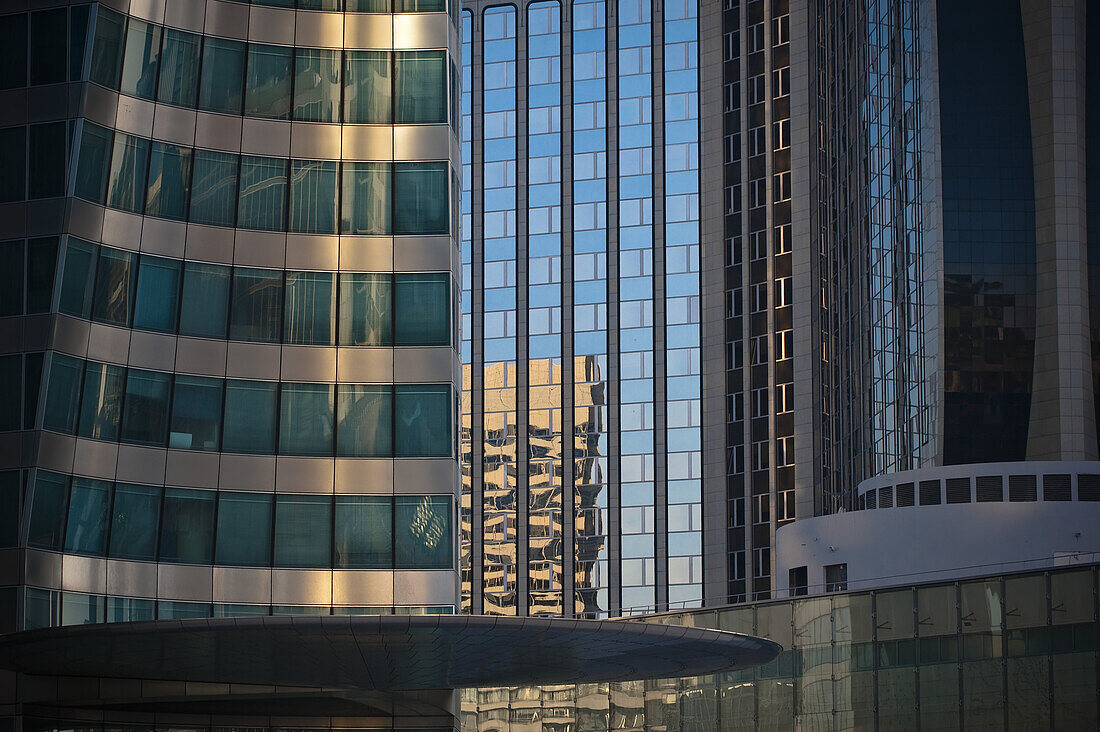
[
  {"left": 28, "top": 122, "right": 68, "bottom": 199},
  {"left": 338, "top": 273, "right": 392, "bottom": 345},
  {"left": 215, "top": 491, "right": 273, "bottom": 567},
  {"left": 340, "top": 162, "right": 391, "bottom": 234},
  {"left": 107, "top": 597, "right": 155, "bottom": 622},
  {"left": 274, "top": 494, "right": 332, "bottom": 568},
  {"left": 0, "top": 241, "right": 23, "bottom": 315},
  {"left": 157, "top": 28, "right": 200, "bottom": 107},
  {"left": 343, "top": 51, "right": 391, "bottom": 124},
  {"left": 120, "top": 368, "right": 172, "bottom": 446},
  {"left": 27, "top": 471, "right": 70, "bottom": 550},
  {"left": 394, "top": 384, "right": 451, "bottom": 456},
  {"left": 346, "top": 0, "right": 390, "bottom": 10},
  {"left": 393, "top": 162, "right": 448, "bottom": 234},
  {"left": 61, "top": 592, "right": 105, "bottom": 626},
  {"left": 299, "top": 0, "right": 342, "bottom": 9},
  {"left": 336, "top": 385, "right": 392, "bottom": 457},
  {"left": 77, "top": 361, "right": 125, "bottom": 441},
  {"left": 272, "top": 605, "right": 329, "bottom": 616},
  {"left": 290, "top": 159, "right": 339, "bottom": 234},
  {"left": 26, "top": 237, "right": 58, "bottom": 313},
  {"left": 58, "top": 238, "right": 98, "bottom": 318},
  {"left": 158, "top": 601, "right": 210, "bottom": 619},
  {"left": 0, "top": 356, "right": 19, "bottom": 430},
  {"left": 179, "top": 261, "right": 230, "bottom": 338},
  {"left": 222, "top": 379, "right": 278, "bottom": 454},
  {"left": 64, "top": 478, "right": 112, "bottom": 556},
  {"left": 118, "top": 17, "right": 162, "bottom": 100},
  {"left": 284, "top": 270, "right": 335, "bottom": 345},
  {"left": 293, "top": 48, "right": 341, "bottom": 122},
  {"left": 91, "top": 247, "right": 135, "bottom": 327},
  {"left": 189, "top": 149, "right": 238, "bottom": 227},
  {"left": 169, "top": 375, "right": 223, "bottom": 451},
  {"left": 0, "top": 14, "right": 27, "bottom": 90},
  {"left": 88, "top": 6, "right": 125, "bottom": 89},
  {"left": 394, "top": 0, "right": 445, "bottom": 11},
  {"left": 145, "top": 141, "right": 192, "bottom": 220},
  {"left": 214, "top": 603, "right": 270, "bottom": 618},
  {"left": 245, "top": 43, "right": 293, "bottom": 119},
  {"left": 238, "top": 155, "right": 287, "bottom": 231},
  {"left": 0, "top": 126, "right": 25, "bottom": 203},
  {"left": 279, "top": 383, "right": 334, "bottom": 455},
  {"left": 395, "top": 273, "right": 449, "bottom": 345},
  {"left": 22, "top": 353, "right": 42, "bottom": 430},
  {"left": 73, "top": 122, "right": 113, "bottom": 204},
  {"left": 0, "top": 471, "right": 19, "bottom": 547},
  {"left": 132, "top": 255, "right": 181, "bottom": 332},
  {"left": 105, "top": 133, "right": 150, "bottom": 213},
  {"left": 159, "top": 487, "right": 215, "bottom": 564},
  {"left": 42, "top": 354, "right": 83, "bottom": 434},
  {"left": 108, "top": 483, "right": 161, "bottom": 560},
  {"left": 24, "top": 587, "right": 60, "bottom": 630},
  {"left": 335, "top": 495, "right": 392, "bottom": 568},
  {"left": 230, "top": 267, "right": 283, "bottom": 342},
  {"left": 395, "top": 495, "right": 452, "bottom": 569},
  {"left": 394, "top": 50, "right": 446, "bottom": 123},
  {"left": 30, "top": 9, "right": 67, "bottom": 85},
  {"left": 198, "top": 36, "right": 246, "bottom": 114}
]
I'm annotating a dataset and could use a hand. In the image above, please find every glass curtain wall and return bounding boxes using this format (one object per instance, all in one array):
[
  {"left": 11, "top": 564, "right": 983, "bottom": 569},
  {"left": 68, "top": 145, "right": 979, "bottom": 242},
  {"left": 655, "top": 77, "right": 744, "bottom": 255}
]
[{"left": 460, "top": 10, "right": 475, "bottom": 612}]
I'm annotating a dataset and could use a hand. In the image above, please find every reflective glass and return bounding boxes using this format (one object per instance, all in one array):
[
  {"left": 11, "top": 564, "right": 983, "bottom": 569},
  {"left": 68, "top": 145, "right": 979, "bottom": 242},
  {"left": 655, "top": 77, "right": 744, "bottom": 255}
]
[
  {"left": 341, "top": 162, "right": 391, "bottom": 234},
  {"left": 0, "top": 242, "right": 22, "bottom": 316},
  {"left": 145, "top": 142, "right": 192, "bottom": 220},
  {"left": 395, "top": 495, "right": 451, "bottom": 569},
  {"left": 238, "top": 155, "right": 288, "bottom": 231},
  {"left": 91, "top": 247, "right": 135, "bottom": 326},
  {"left": 393, "top": 162, "right": 448, "bottom": 234},
  {"left": 245, "top": 44, "right": 293, "bottom": 119},
  {"left": 158, "top": 600, "right": 210, "bottom": 619},
  {"left": 42, "top": 354, "right": 83, "bottom": 434},
  {"left": 118, "top": 18, "right": 162, "bottom": 100},
  {"left": 120, "top": 368, "right": 172, "bottom": 446},
  {"left": 61, "top": 592, "right": 105, "bottom": 626},
  {"left": 77, "top": 361, "right": 125, "bottom": 441},
  {"left": 64, "top": 478, "right": 112, "bottom": 556},
  {"left": 59, "top": 238, "right": 98, "bottom": 318},
  {"left": 274, "top": 494, "right": 332, "bottom": 568},
  {"left": 28, "top": 122, "right": 67, "bottom": 199},
  {"left": 26, "top": 237, "right": 58, "bottom": 313},
  {"left": 189, "top": 149, "right": 239, "bottom": 227},
  {"left": 395, "top": 273, "right": 449, "bottom": 345},
  {"left": 132, "top": 255, "right": 181, "bottom": 332},
  {"left": 179, "top": 261, "right": 230, "bottom": 338},
  {"left": 107, "top": 596, "right": 155, "bottom": 622},
  {"left": 230, "top": 267, "right": 283, "bottom": 342},
  {"left": 108, "top": 483, "right": 161, "bottom": 561},
  {"left": 74, "top": 122, "right": 113, "bottom": 204},
  {"left": 284, "top": 270, "right": 335, "bottom": 345},
  {"left": 394, "top": 0, "right": 445, "bottom": 11},
  {"left": 198, "top": 36, "right": 246, "bottom": 114},
  {"left": 157, "top": 29, "right": 201, "bottom": 107},
  {"left": 69, "top": 6, "right": 90, "bottom": 82},
  {"left": 336, "top": 385, "right": 392, "bottom": 457},
  {"left": 343, "top": 51, "right": 391, "bottom": 124},
  {"left": 290, "top": 160, "right": 339, "bottom": 234},
  {"left": 27, "top": 471, "right": 69, "bottom": 550},
  {"left": 293, "top": 48, "right": 341, "bottom": 122},
  {"left": 216, "top": 491, "right": 273, "bottom": 566},
  {"left": 29, "top": 9, "right": 67, "bottom": 85},
  {"left": 395, "top": 384, "right": 450, "bottom": 456},
  {"left": 169, "top": 375, "right": 223, "bottom": 451},
  {"left": 347, "top": 0, "right": 391, "bottom": 9},
  {"left": 159, "top": 488, "right": 215, "bottom": 564},
  {"left": 105, "top": 133, "right": 150, "bottom": 213},
  {"left": 394, "top": 51, "right": 446, "bottom": 124},
  {"left": 338, "top": 273, "right": 392, "bottom": 345},
  {"left": 0, "top": 126, "right": 25, "bottom": 203},
  {"left": 88, "top": 6, "right": 125, "bottom": 89},
  {"left": 222, "top": 379, "right": 278, "bottom": 454},
  {"left": 335, "top": 495, "right": 392, "bottom": 568},
  {"left": 279, "top": 383, "right": 334, "bottom": 455},
  {"left": 24, "top": 587, "right": 60, "bottom": 630}
]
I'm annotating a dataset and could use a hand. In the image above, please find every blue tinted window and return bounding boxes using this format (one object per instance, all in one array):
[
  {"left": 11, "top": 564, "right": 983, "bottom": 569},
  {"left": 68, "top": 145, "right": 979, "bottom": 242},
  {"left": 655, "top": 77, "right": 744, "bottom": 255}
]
[
  {"left": 179, "top": 261, "right": 230, "bottom": 338},
  {"left": 106, "top": 134, "right": 150, "bottom": 213},
  {"left": 343, "top": 51, "right": 390, "bottom": 124},
  {"left": 169, "top": 375, "right": 223, "bottom": 451},
  {"left": 109, "top": 483, "right": 161, "bottom": 560},
  {"left": 58, "top": 238, "right": 98, "bottom": 318},
  {"left": 61, "top": 592, "right": 105, "bottom": 626},
  {"left": 159, "top": 488, "right": 215, "bottom": 564},
  {"left": 157, "top": 29, "right": 200, "bottom": 107},
  {"left": 290, "top": 160, "right": 339, "bottom": 234},
  {"left": 394, "top": 51, "right": 446, "bottom": 124},
  {"left": 395, "top": 273, "right": 449, "bottom": 345},
  {"left": 336, "top": 385, "right": 392, "bottom": 457},
  {"left": 120, "top": 368, "right": 172, "bottom": 446},
  {"left": 395, "top": 495, "right": 452, "bottom": 569},
  {"left": 91, "top": 247, "right": 136, "bottom": 326},
  {"left": 198, "top": 36, "right": 246, "bottom": 114},
  {"left": 341, "top": 162, "right": 391, "bottom": 234},
  {"left": 393, "top": 162, "right": 448, "bottom": 234},
  {"left": 222, "top": 379, "right": 278, "bottom": 454},
  {"left": 294, "top": 48, "right": 341, "bottom": 122},
  {"left": 215, "top": 492, "right": 273, "bottom": 567},
  {"left": 132, "top": 255, "right": 181, "bottom": 332},
  {"left": 88, "top": 6, "right": 125, "bottom": 89},
  {"left": 74, "top": 123, "right": 113, "bottom": 204},
  {"left": 107, "top": 597, "right": 155, "bottom": 622},
  {"left": 338, "top": 273, "right": 392, "bottom": 345},
  {"left": 335, "top": 496, "right": 392, "bottom": 568},
  {"left": 119, "top": 18, "right": 162, "bottom": 100},
  {"left": 158, "top": 600, "right": 210, "bottom": 619},
  {"left": 42, "top": 354, "right": 83, "bottom": 434},
  {"left": 279, "top": 383, "right": 334, "bottom": 455},
  {"left": 238, "top": 156, "right": 287, "bottom": 231},
  {"left": 145, "top": 142, "right": 192, "bottom": 220},
  {"left": 230, "top": 267, "right": 283, "bottom": 342},
  {"left": 77, "top": 361, "right": 125, "bottom": 441},
  {"left": 284, "top": 271, "right": 335, "bottom": 345},
  {"left": 26, "top": 471, "right": 69, "bottom": 550},
  {"left": 189, "top": 149, "right": 239, "bottom": 227},
  {"left": 64, "top": 478, "right": 112, "bottom": 556},
  {"left": 274, "top": 495, "right": 331, "bottom": 568},
  {"left": 245, "top": 44, "right": 293, "bottom": 120},
  {"left": 395, "top": 384, "right": 451, "bottom": 456}
]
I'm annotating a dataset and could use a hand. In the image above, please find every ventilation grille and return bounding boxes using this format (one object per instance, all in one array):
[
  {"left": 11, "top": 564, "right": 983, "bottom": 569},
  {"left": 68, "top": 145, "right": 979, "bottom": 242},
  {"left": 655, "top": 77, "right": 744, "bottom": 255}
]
[
  {"left": 866, "top": 491, "right": 877, "bottom": 509},
  {"left": 1008, "top": 474, "right": 1037, "bottom": 502},
  {"left": 1043, "top": 474, "right": 1071, "bottom": 501},
  {"left": 896, "top": 482, "right": 915, "bottom": 507},
  {"left": 1079, "top": 474, "right": 1100, "bottom": 501},
  {"left": 976, "top": 475, "right": 1003, "bottom": 502},
  {"left": 879, "top": 486, "right": 893, "bottom": 508},
  {"left": 919, "top": 480, "right": 941, "bottom": 505},
  {"left": 946, "top": 477, "right": 971, "bottom": 504}
]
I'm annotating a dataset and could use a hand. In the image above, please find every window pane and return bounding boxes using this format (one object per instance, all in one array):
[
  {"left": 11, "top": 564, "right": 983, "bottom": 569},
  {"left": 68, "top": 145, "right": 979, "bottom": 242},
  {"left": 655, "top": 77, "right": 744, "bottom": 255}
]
[
  {"left": 159, "top": 488, "right": 215, "bottom": 564},
  {"left": 0, "top": 471, "right": 18, "bottom": 546},
  {"left": 293, "top": 48, "right": 341, "bottom": 122},
  {"left": 118, "top": 17, "right": 161, "bottom": 100},
  {"left": 395, "top": 495, "right": 451, "bottom": 569},
  {"left": 0, "top": 126, "right": 26, "bottom": 203},
  {"left": 340, "top": 162, "right": 391, "bottom": 235},
  {"left": 222, "top": 379, "right": 278, "bottom": 454},
  {"left": 347, "top": 0, "right": 391, "bottom": 10},
  {"left": 179, "top": 261, "right": 230, "bottom": 338},
  {"left": 0, "top": 356, "right": 19, "bottom": 431},
  {"left": 158, "top": 600, "right": 210, "bottom": 619},
  {"left": 189, "top": 149, "right": 238, "bottom": 227},
  {"left": 69, "top": 6, "right": 90, "bottom": 82},
  {"left": 394, "top": 273, "right": 449, "bottom": 345},
  {"left": 394, "top": 384, "right": 450, "bottom": 456},
  {"left": 28, "top": 122, "right": 68, "bottom": 199},
  {"left": 393, "top": 0, "right": 446, "bottom": 10},
  {"left": 77, "top": 361, "right": 125, "bottom": 441},
  {"left": 25, "top": 587, "right": 60, "bottom": 630},
  {"left": 284, "top": 271, "right": 335, "bottom": 345},
  {"left": 62, "top": 592, "right": 105, "bottom": 626},
  {"left": 337, "top": 385, "right": 392, "bottom": 456},
  {"left": 245, "top": 43, "right": 293, "bottom": 119},
  {"left": 230, "top": 267, "right": 283, "bottom": 342},
  {"left": 23, "top": 353, "right": 43, "bottom": 431},
  {"left": 343, "top": 51, "right": 391, "bottom": 124},
  {"left": 27, "top": 471, "right": 69, "bottom": 551},
  {"left": 335, "top": 495, "right": 392, "bottom": 568},
  {"left": 393, "top": 162, "right": 448, "bottom": 234},
  {"left": 0, "top": 241, "right": 23, "bottom": 316},
  {"left": 0, "top": 14, "right": 28, "bottom": 90},
  {"left": 107, "top": 596, "right": 155, "bottom": 622},
  {"left": 279, "top": 383, "right": 334, "bottom": 455},
  {"left": 169, "top": 375, "right": 223, "bottom": 451},
  {"left": 59, "top": 238, "right": 98, "bottom": 318},
  {"left": 42, "top": 354, "right": 83, "bottom": 434},
  {"left": 145, "top": 141, "right": 192, "bottom": 220},
  {"left": 290, "top": 160, "right": 338, "bottom": 234},
  {"left": 341, "top": 273, "right": 392, "bottom": 347},
  {"left": 299, "top": 0, "right": 342, "bottom": 9},
  {"left": 274, "top": 495, "right": 332, "bottom": 568},
  {"left": 108, "top": 483, "right": 161, "bottom": 560},
  {"left": 74, "top": 122, "right": 113, "bottom": 204},
  {"left": 105, "top": 133, "right": 150, "bottom": 213},
  {"left": 88, "top": 6, "right": 125, "bottom": 89},
  {"left": 157, "top": 28, "right": 200, "bottom": 107},
  {"left": 198, "top": 36, "right": 245, "bottom": 114},
  {"left": 238, "top": 155, "right": 287, "bottom": 231},
  {"left": 132, "top": 255, "right": 181, "bottom": 332},
  {"left": 120, "top": 368, "right": 172, "bottom": 446},
  {"left": 215, "top": 492, "right": 273, "bottom": 567},
  {"left": 26, "top": 237, "right": 58, "bottom": 313},
  {"left": 30, "top": 9, "right": 68, "bottom": 86},
  {"left": 394, "top": 51, "right": 445, "bottom": 124},
  {"left": 91, "top": 247, "right": 136, "bottom": 326},
  {"left": 64, "top": 478, "right": 112, "bottom": 556}
]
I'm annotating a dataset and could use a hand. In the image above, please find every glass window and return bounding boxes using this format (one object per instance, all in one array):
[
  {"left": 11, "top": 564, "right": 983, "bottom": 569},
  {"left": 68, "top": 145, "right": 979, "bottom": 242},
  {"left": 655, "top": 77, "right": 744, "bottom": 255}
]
[
  {"left": 0, "top": 126, "right": 25, "bottom": 203},
  {"left": 343, "top": 51, "right": 391, "bottom": 124},
  {"left": 395, "top": 273, "right": 449, "bottom": 345},
  {"left": 0, "top": 241, "right": 23, "bottom": 316},
  {"left": 64, "top": 478, "right": 112, "bottom": 556},
  {"left": 107, "top": 597, "right": 155, "bottom": 622},
  {"left": 394, "top": 0, "right": 445, "bottom": 10},
  {"left": 74, "top": 122, "right": 113, "bottom": 204},
  {"left": 230, "top": 267, "right": 283, "bottom": 342},
  {"left": 62, "top": 592, "right": 105, "bottom": 626},
  {"left": 0, "top": 356, "right": 19, "bottom": 431},
  {"left": 179, "top": 261, "right": 230, "bottom": 338},
  {"left": 132, "top": 255, "right": 181, "bottom": 332},
  {"left": 393, "top": 162, "right": 448, "bottom": 234},
  {"left": 336, "top": 385, "right": 392, "bottom": 457},
  {"left": 198, "top": 36, "right": 246, "bottom": 114},
  {"left": 89, "top": 6, "right": 126, "bottom": 89},
  {"left": 158, "top": 601, "right": 210, "bottom": 619},
  {"left": 27, "top": 471, "right": 69, "bottom": 550},
  {"left": 105, "top": 133, "right": 150, "bottom": 213},
  {"left": 394, "top": 384, "right": 450, "bottom": 456},
  {"left": 69, "top": 6, "right": 90, "bottom": 82},
  {"left": 335, "top": 495, "right": 392, "bottom": 568},
  {"left": 91, "top": 247, "right": 136, "bottom": 327},
  {"left": 0, "top": 14, "right": 28, "bottom": 90},
  {"left": 120, "top": 368, "right": 172, "bottom": 446},
  {"left": 341, "top": 162, "right": 391, "bottom": 235},
  {"left": 347, "top": 0, "right": 391, "bottom": 10},
  {"left": 159, "top": 488, "right": 215, "bottom": 564},
  {"left": 25, "top": 237, "right": 58, "bottom": 313},
  {"left": 23, "top": 353, "right": 42, "bottom": 431},
  {"left": 284, "top": 271, "right": 335, "bottom": 345},
  {"left": 394, "top": 51, "right": 446, "bottom": 124},
  {"left": 222, "top": 379, "right": 278, "bottom": 454},
  {"left": 30, "top": 9, "right": 68, "bottom": 86},
  {"left": 169, "top": 375, "right": 223, "bottom": 451},
  {"left": 0, "top": 471, "right": 19, "bottom": 547},
  {"left": 118, "top": 17, "right": 162, "bottom": 100},
  {"left": 77, "top": 361, "right": 125, "bottom": 441},
  {"left": 108, "top": 483, "right": 161, "bottom": 561},
  {"left": 28, "top": 122, "right": 68, "bottom": 199},
  {"left": 293, "top": 48, "right": 341, "bottom": 123},
  {"left": 290, "top": 160, "right": 339, "bottom": 234},
  {"left": 214, "top": 603, "right": 270, "bottom": 618},
  {"left": 145, "top": 142, "right": 192, "bottom": 220},
  {"left": 59, "top": 238, "right": 98, "bottom": 318},
  {"left": 299, "top": 0, "right": 342, "bottom": 9},
  {"left": 245, "top": 44, "right": 293, "bottom": 120},
  {"left": 25, "top": 587, "right": 60, "bottom": 630},
  {"left": 274, "top": 494, "right": 332, "bottom": 568},
  {"left": 338, "top": 273, "right": 392, "bottom": 345},
  {"left": 238, "top": 155, "right": 288, "bottom": 231},
  {"left": 395, "top": 495, "right": 451, "bottom": 569},
  {"left": 189, "top": 149, "right": 239, "bottom": 227},
  {"left": 279, "top": 383, "right": 334, "bottom": 455},
  {"left": 42, "top": 354, "right": 83, "bottom": 434},
  {"left": 215, "top": 492, "right": 273, "bottom": 567},
  {"left": 157, "top": 28, "right": 201, "bottom": 108}
]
